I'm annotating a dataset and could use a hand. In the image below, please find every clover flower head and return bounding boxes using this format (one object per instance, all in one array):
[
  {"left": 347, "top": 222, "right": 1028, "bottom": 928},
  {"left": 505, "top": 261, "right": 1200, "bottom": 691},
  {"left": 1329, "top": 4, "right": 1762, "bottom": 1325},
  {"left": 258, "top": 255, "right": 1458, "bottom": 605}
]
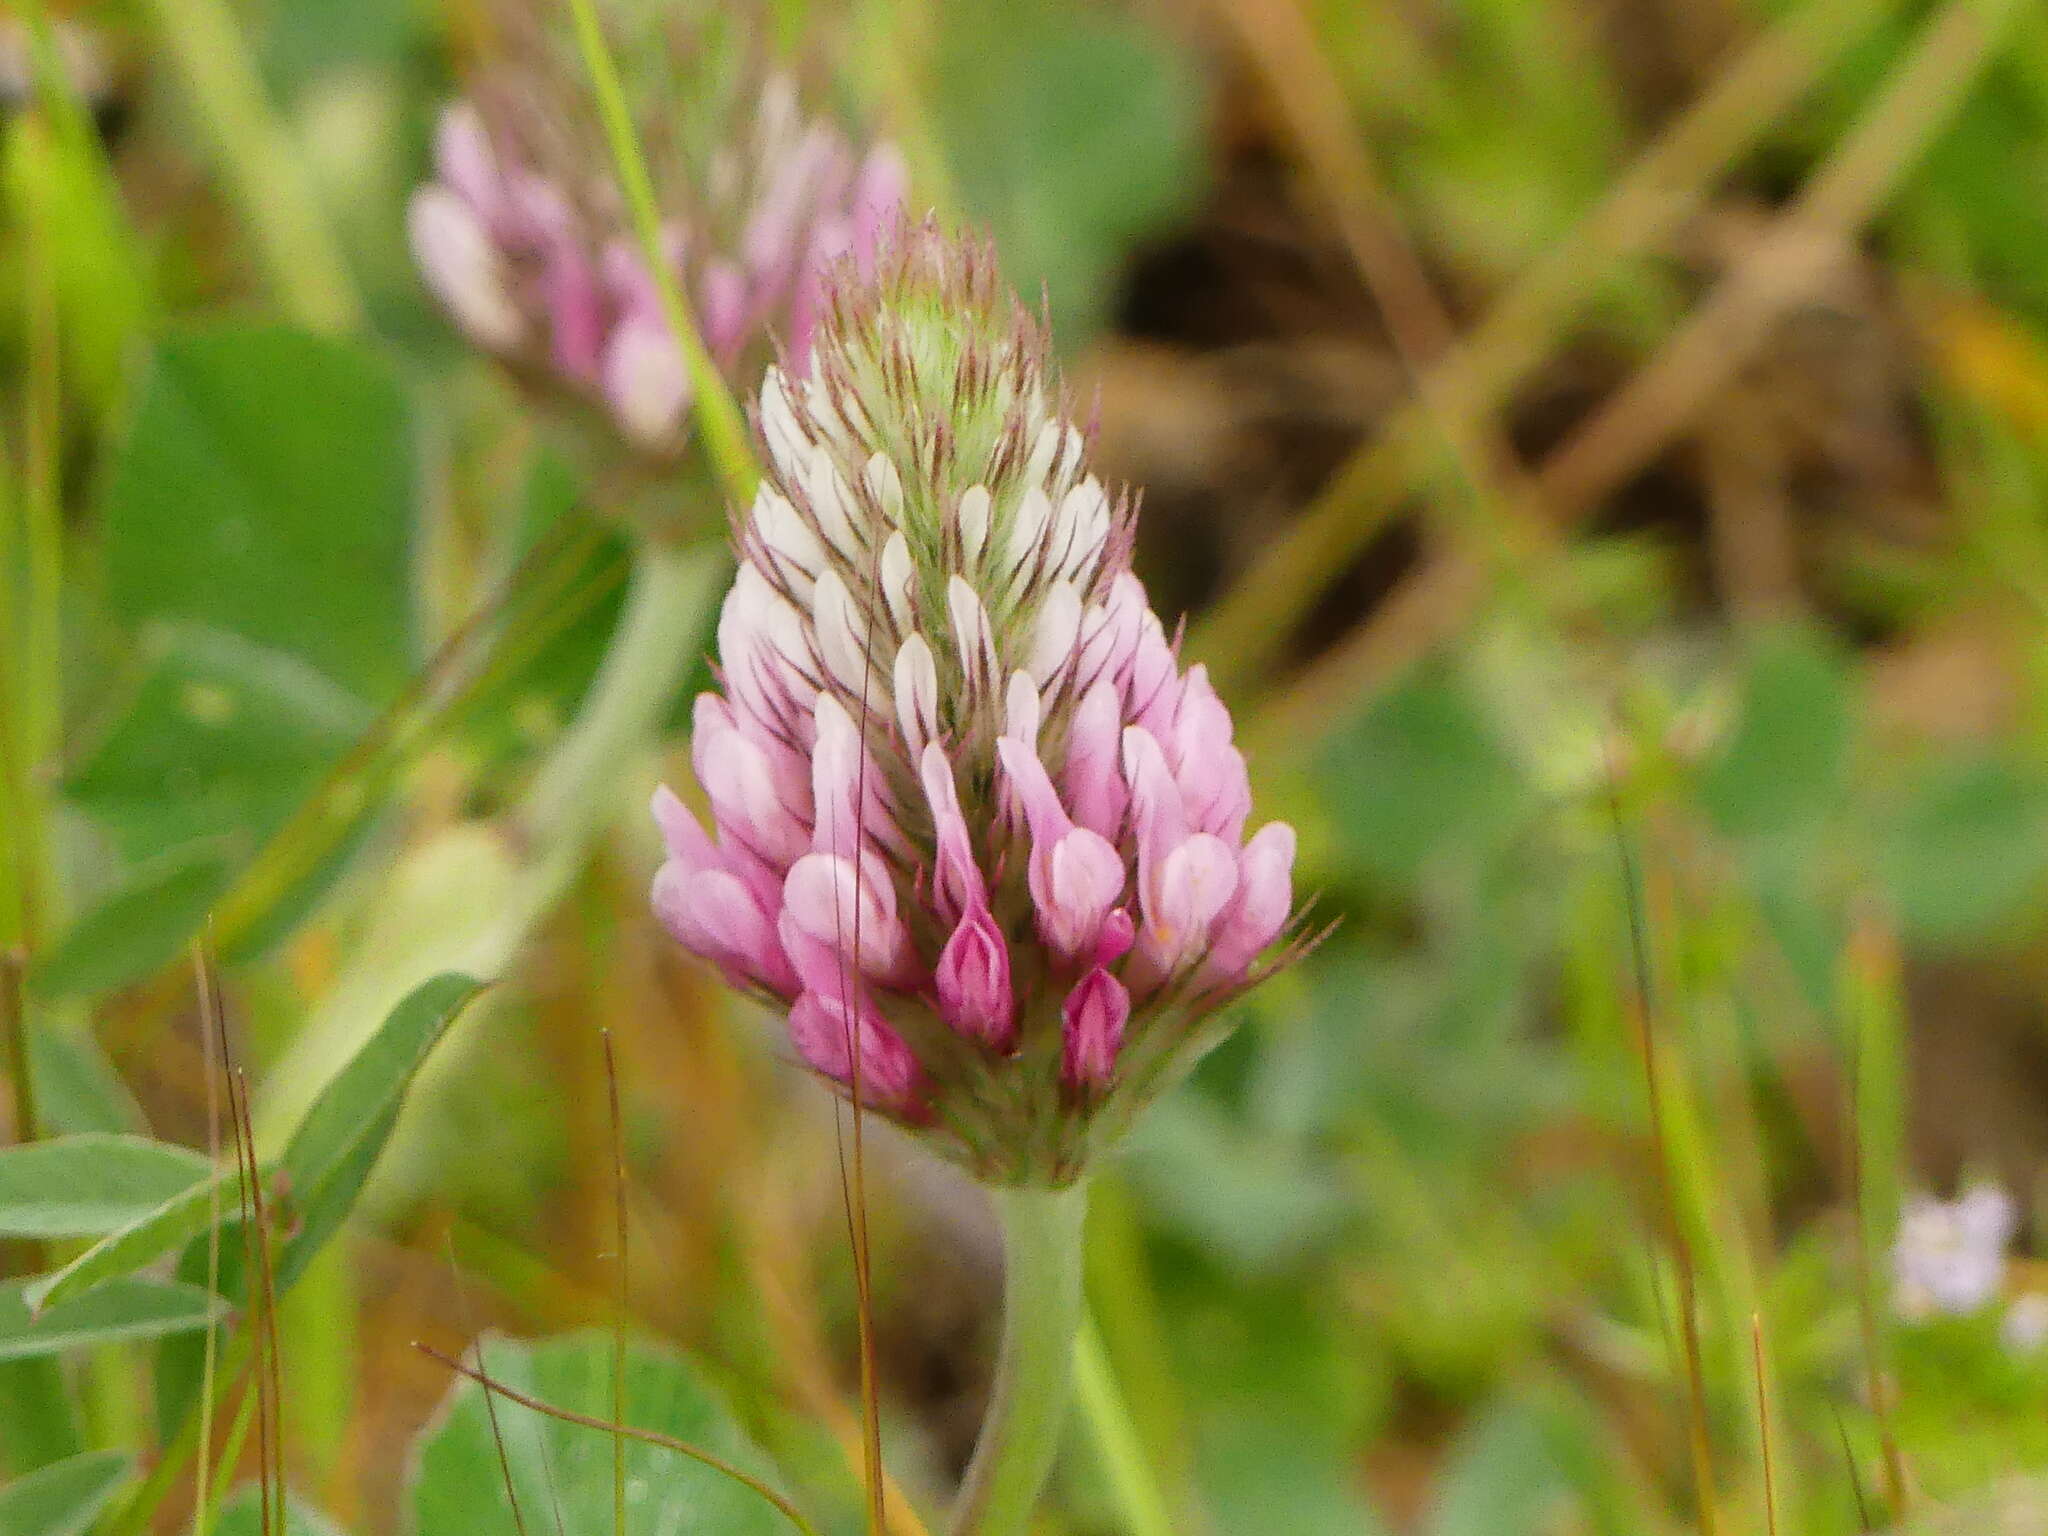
[
  {"left": 650, "top": 220, "right": 1302, "bottom": 1183},
  {"left": 409, "top": 51, "right": 903, "bottom": 453}
]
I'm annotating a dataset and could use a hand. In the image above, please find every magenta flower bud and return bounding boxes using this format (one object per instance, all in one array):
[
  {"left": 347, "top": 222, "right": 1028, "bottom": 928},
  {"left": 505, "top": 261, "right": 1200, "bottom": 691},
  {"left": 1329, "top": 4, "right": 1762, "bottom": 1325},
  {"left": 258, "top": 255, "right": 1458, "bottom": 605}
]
[
  {"left": 409, "top": 46, "right": 905, "bottom": 458},
  {"left": 651, "top": 223, "right": 1301, "bottom": 1183},
  {"left": 1061, "top": 968, "right": 1129, "bottom": 1094},
  {"left": 937, "top": 908, "right": 1016, "bottom": 1049}
]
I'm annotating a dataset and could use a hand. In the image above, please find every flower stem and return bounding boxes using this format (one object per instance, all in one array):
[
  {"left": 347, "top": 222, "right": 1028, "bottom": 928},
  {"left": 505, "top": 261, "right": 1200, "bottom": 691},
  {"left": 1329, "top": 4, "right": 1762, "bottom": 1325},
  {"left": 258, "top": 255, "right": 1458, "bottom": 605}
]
[
  {"left": 948, "top": 1182, "right": 1089, "bottom": 1536},
  {"left": 255, "top": 538, "right": 722, "bottom": 1145},
  {"left": 1073, "top": 1314, "right": 1176, "bottom": 1536}
]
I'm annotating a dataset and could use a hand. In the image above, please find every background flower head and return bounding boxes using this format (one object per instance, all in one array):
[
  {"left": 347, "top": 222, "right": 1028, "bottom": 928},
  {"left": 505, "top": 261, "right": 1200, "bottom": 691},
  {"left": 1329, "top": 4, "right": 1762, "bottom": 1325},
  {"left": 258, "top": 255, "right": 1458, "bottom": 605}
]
[{"left": 409, "top": 3, "right": 904, "bottom": 455}]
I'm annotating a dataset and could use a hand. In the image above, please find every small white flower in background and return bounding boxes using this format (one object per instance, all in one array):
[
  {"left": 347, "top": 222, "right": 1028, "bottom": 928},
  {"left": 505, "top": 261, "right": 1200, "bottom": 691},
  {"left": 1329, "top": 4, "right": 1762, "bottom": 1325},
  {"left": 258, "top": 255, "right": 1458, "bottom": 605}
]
[
  {"left": 2002, "top": 1292, "right": 2048, "bottom": 1354},
  {"left": 1894, "top": 1184, "right": 2018, "bottom": 1320}
]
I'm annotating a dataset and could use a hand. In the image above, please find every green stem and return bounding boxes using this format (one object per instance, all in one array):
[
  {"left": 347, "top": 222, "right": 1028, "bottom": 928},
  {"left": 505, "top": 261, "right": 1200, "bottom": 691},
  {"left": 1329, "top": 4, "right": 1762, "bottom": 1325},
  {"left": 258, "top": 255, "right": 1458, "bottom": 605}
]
[
  {"left": 141, "top": 0, "right": 360, "bottom": 334},
  {"left": 949, "top": 1183, "right": 1088, "bottom": 1536},
  {"left": 2, "top": 955, "right": 35, "bottom": 1149},
  {"left": 518, "top": 539, "right": 718, "bottom": 842},
  {"left": 1073, "top": 1315, "right": 1176, "bottom": 1536},
  {"left": 564, "top": 0, "right": 757, "bottom": 508},
  {"left": 256, "top": 539, "right": 721, "bottom": 1146}
]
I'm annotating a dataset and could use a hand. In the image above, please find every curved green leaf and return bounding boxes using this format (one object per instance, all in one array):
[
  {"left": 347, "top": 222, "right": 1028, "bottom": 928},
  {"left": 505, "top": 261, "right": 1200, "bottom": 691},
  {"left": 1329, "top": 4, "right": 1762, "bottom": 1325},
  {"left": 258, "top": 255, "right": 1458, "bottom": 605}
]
[
  {"left": 275, "top": 971, "right": 485, "bottom": 1285},
  {"left": 0, "top": 1450, "right": 131, "bottom": 1536},
  {"left": 23, "top": 1175, "right": 240, "bottom": 1316},
  {"left": 409, "top": 1333, "right": 794, "bottom": 1536},
  {"left": 0, "top": 1136, "right": 213, "bottom": 1239},
  {"left": 0, "top": 1280, "right": 223, "bottom": 1364}
]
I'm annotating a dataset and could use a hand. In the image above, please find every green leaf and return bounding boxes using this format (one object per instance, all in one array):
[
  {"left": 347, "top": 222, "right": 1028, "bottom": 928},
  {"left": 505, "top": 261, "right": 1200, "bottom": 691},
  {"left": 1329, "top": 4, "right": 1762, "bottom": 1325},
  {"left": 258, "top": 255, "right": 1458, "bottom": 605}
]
[
  {"left": 408, "top": 1332, "right": 793, "bottom": 1536},
  {"left": 29, "top": 974, "right": 481, "bottom": 1315},
  {"left": 276, "top": 973, "right": 484, "bottom": 1271},
  {"left": 1881, "top": 756, "right": 2048, "bottom": 943},
  {"left": 25, "top": 1025, "right": 143, "bottom": 1136},
  {"left": 62, "top": 626, "right": 371, "bottom": 864},
  {"left": 24, "top": 1174, "right": 239, "bottom": 1316},
  {"left": 44, "top": 622, "right": 376, "bottom": 996},
  {"left": 208, "top": 1486, "right": 349, "bottom": 1536},
  {"left": 0, "top": 1450, "right": 131, "bottom": 1536},
  {"left": 0, "top": 1359, "right": 84, "bottom": 1473},
  {"left": 0, "top": 1280, "right": 223, "bottom": 1363},
  {"left": 1319, "top": 670, "right": 1532, "bottom": 886},
  {"left": 1698, "top": 627, "right": 1854, "bottom": 839},
  {"left": 1424, "top": 1396, "right": 1572, "bottom": 1536},
  {"left": 100, "top": 325, "right": 415, "bottom": 695},
  {"left": 1195, "top": 1416, "right": 1392, "bottom": 1536},
  {"left": 1122, "top": 1098, "right": 1350, "bottom": 1275},
  {"left": 934, "top": 0, "right": 1205, "bottom": 342},
  {"left": 29, "top": 844, "right": 234, "bottom": 1001},
  {"left": 0, "top": 1136, "right": 213, "bottom": 1238}
]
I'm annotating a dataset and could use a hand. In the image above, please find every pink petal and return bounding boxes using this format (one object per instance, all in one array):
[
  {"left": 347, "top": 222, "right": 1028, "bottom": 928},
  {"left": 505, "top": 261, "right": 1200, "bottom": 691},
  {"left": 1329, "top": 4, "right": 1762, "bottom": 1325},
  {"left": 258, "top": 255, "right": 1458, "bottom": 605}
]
[
  {"left": 1206, "top": 822, "right": 1297, "bottom": 980},
  {"left": 651, "top": 862, "right": 794, "bottom": 995},
  {"left": 920, "top": 743, "right": 987, "bottom": 918},
  {"left": 1140, "top": 833, "right": 1238, "bottom": 974},
  {"left": 1061, "top": 967, "right": 1129, "bottom": 1092},
  {"left": 788, "top": 991, "right": 922, "bottom": 1108},
  {"left": 782, "top": 851, "right": 914, "bottom": 984},
  {"left": 1063, "top": 678, "right": 1128, "bottom": 839},
  {"left": 935, "top": 907, "right": 1015, "bottom": 1049}
]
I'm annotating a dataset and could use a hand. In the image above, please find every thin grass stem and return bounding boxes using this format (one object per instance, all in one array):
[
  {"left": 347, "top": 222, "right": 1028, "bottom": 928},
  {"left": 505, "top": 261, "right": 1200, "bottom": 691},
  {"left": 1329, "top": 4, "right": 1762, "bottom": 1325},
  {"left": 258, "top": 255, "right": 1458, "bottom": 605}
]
[
  {"left": 138, "top": 0, "right": 360, "bottom": 333},
  {"left": 562, "top": 0, "right": 758, "bottom": 508}
]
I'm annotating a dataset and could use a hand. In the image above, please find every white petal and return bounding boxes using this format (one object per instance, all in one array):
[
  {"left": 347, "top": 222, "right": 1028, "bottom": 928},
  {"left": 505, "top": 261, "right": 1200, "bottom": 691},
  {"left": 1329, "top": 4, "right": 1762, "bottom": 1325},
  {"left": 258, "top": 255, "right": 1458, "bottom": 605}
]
[
  {"left": 947, "top": 576, "right": 995, "bottom": 690},
  {"left": 750, "top": 487, "right": 825, "bottom": 580},
  {"left": 760, "top": 369, "right": 806, "bottom": 482},
  {"left": 1005, "top": 486, "right": 1052, "bottom": 575},
  {"left": 409, "top": 188, "right": 524, "bottom": 351},
  {"left": 811, "top": 570, "right": 871, "bottom": 694},
  {"left": 880, "top": 532, "right": 916, "bottom": 634},
  {"left": 956, "top": 485, "right": 992, "bottom": 566},
  {"left": 1024, "top": 418, "right": 1065, "bottom": 489},
  {"left": 719, "top": 565, "right": 812, "bottom": 721},
  {"left": 1056, "top": 478, "right": 1110, "bottom": 579},
  {"left": 805, "top": 444, "right": 864, "bottom": 562},
  {"left": 1027, "top": 582, "right": 1084, "bottom": 685},
  {"left": 863, "top": 452, "right": 905, "bottom": 524},
  {"left": 1006, "top": 671, "right": 1041, "bottom": 747},
  {"left": 601, "top": 316, "right": 690, "bottom": 448},
  {"left": 894, "top": 634, "right": 938, "bottom": 758}
]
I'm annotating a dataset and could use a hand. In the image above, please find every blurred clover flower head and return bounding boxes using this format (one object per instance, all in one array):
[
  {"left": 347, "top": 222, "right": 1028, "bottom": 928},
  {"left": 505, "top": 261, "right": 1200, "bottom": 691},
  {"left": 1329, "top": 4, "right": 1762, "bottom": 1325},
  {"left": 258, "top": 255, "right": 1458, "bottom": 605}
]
[
  {"left": 1894, "top": 1184, "right": 2017, "bottom": 1320},
  {"left": 408, "top": 11, "right": 904, "bottom": 454},
  {"left": 650, "top": 221, "right": 1302, "bottom": 1184}
]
